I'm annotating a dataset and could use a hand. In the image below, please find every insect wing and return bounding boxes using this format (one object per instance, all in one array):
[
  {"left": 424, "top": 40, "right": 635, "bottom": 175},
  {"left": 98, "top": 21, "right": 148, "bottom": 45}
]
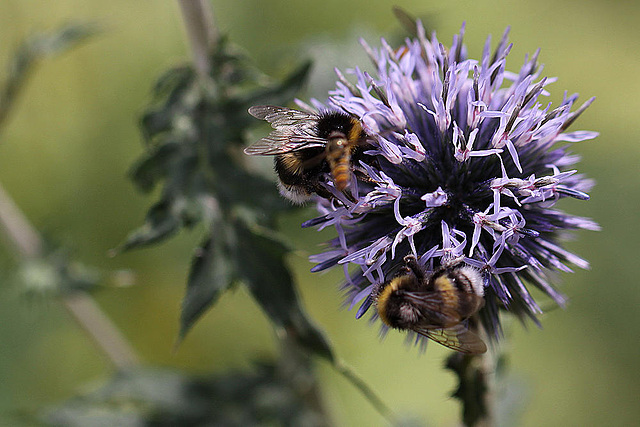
[
  {"left": 455, "top": 292, "right": 486, "bottom": 320},
  {"left": 401, "top": 290, "right": 463, "bottom": 327},
  {"left": 244, "top": 132, "right": 325, "bottom": 155},
  {"left": 248, "top": 105, "right": 316, "bottom": 127},
  {"left": 416, "top": 323, "right": 487, "bottom": 354},
  {"left": 245, "top": 106, "right": 326, "bottom": 156}
]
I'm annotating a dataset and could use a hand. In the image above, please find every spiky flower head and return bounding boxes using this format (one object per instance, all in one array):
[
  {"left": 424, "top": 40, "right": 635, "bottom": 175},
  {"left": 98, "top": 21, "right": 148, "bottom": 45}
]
[{"left": 302, "top": 23, "right": 599, "bottom": 343}]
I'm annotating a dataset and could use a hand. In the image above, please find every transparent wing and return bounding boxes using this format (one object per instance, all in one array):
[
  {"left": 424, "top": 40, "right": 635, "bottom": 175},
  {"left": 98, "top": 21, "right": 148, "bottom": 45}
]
[
  {"left": 401, "top": 290, "right": 463, "bottom": 327},
  {"left": 402, "top": 289, "right": 485, "bottom": 328},
  {"left": 248, "top": 105, "right": 318, "bottom": 127},
  {"left": 416, "top": 323, "right": 487, "bottom": 354},
  {"left": 244, "top": 131, "right": 327, "bottom": 155},
  {"left": 245, "top": 105, "right": 327, "bottom": 155}
]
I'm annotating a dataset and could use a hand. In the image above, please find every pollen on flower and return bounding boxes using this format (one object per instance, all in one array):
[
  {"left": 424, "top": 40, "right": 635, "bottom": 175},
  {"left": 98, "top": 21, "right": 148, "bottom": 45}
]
[{"left": 299, "top": 22, "right": 598, "bottom": 343}]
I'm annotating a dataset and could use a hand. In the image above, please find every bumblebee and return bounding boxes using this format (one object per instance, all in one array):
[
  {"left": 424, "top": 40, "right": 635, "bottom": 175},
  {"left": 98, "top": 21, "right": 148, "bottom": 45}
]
[
  {"left": 375, "top": 256, "right": 487, "bottom": 354},
  {"left": 244, "top": 105, "right": 370, "bottom": 204}
]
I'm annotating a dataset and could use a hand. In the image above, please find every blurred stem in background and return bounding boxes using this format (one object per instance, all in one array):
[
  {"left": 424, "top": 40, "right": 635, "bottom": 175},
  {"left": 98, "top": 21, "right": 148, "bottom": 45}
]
[
  {"left": 0, "top": 24, "right": 140, "bottom": 371},
  {"left": 177, "top": 0, "right": 218, "bottom": 81},
  {"left": 0, "top": 23, "right": 94, "bottom": 127}
]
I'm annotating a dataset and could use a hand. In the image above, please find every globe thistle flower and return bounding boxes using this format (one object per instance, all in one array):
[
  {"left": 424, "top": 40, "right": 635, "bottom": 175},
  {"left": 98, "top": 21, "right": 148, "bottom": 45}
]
[{"left": 297, "top": 22, "right": 599, "bottom": 346}]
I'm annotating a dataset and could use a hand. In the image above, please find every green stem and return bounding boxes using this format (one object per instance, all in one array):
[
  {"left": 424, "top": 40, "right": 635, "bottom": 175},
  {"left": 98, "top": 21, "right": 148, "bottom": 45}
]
[
  {"left": 0, "top": 183, "right": 140, "bottom": 370},
  {"left": 278, "top": 335, "right": 332, "bottom": 427},
  {"left": 446, "top": 325, "right": 498, "bottom": 426},
  {"left": 332, "top": 358, "right": 397, "bottom": 424},
  {"left": 176, "top": 0, "right": 219, "bottom": 80}
]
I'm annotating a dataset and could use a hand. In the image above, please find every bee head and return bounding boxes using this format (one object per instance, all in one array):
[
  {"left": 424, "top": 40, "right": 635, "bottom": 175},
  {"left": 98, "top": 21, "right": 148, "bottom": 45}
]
[
  {"left": 326, "top": 132, "right": 349, "bottom": 152},
  {"left": 375, "top": 275, "right": 421, "bottom": 329}
]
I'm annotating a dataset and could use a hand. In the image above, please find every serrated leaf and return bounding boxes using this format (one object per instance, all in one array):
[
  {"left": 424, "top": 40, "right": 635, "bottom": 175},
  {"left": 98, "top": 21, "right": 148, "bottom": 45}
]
[
  {"left": 151, "top": 65, "right": 194, "bottom": 99},
  {"left": 129, "top": 140, "right": 182, "bottom": 193},
  {"left": 140, "top": 108, "right": 174, "bottom": 142},
  {"left": 44, "top": 369, "right": 196, "bottom": 427},
  {"left": 179, "top": 231, "right": 234, "bottom": 340},
  {"left": 123, "top": 31, "right": 311, "bottom": 250},
  {"left": 120, "top": 29, "right": 319, "bottom": 360},
  {"left": 141, "top": 78, "right": 198, "bottom": 142},
  {"left": 233, "top": 219, "right": 335, "bottom": 362},
  {"left": 129, "top": 141, "right": 186, "bottom": 193},
  {"left": 115, "top": 200, "right": 181, "bottom": 253},
  {"left": 210, "top": 161, "right": 291, "bottom": 219}
]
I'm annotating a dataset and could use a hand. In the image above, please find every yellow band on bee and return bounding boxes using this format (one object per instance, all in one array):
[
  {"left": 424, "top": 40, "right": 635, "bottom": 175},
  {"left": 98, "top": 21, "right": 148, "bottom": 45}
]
[
  {"left": 376, "top": 278, "right": 400, "bottom": 326},
  {"left": 348, "top": 118, "right": 363, "bottom": 143}
]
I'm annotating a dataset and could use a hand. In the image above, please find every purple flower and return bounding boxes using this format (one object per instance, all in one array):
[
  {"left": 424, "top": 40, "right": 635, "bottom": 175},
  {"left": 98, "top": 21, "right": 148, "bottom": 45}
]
[{"left": 302, "top": 23, "right": 599, "bottom": 342}]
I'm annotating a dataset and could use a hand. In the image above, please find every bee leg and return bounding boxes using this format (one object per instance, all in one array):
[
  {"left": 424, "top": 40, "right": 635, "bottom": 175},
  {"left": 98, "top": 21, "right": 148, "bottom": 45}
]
[
  {"left": 313, "top": 184, "right": 333, "bottom": 200},
  {"left": 353, "top": 167, "right": 376, "bottom": 184},
  {"left": 313, "top": 182, "right": 357, "bottom": 204},
  {"left": 402, "top": 255, "right": 426, "bottom": 282},
  {"left": 343, "top": 188, "right": 357, "bottom": 203}
]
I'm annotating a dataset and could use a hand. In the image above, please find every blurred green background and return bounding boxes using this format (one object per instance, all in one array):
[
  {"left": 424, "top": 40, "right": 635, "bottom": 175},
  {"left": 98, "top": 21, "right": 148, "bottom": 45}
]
[{"left": 0, "top": 0, "right": 638, "bottom": 426}]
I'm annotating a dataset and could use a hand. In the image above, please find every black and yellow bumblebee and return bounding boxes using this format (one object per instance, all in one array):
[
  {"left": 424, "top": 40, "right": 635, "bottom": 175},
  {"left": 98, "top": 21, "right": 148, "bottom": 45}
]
[
  {"left": 375, "top": 255, "right": 487, "bottom": 354},
  {"left": 244, "top": 105, "right": 371, "bottom": 204}
]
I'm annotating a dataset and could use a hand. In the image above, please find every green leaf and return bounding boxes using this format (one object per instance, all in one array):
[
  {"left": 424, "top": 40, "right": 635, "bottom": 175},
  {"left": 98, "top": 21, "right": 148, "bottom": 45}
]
[
  {"left": 114, "top": 200, "right": 181, "bottom": 253},
  {"left": 140, "top": 108, "right": 175, "bottom": 142},
  {"left": 233, "top": 219, "right": 335, "bottom": 362},
  {"left": 179, "top": 231, "right": 234, "bottom": 340},
  {"left": 446, "top": 352, "right": 490, "bottom": 427},
  {"left": 121, "top": 29, "right": 321, "bottom": 359},
  {"left": 150, "top": 65, "right": 194, "bottom": 100},
  {"left": 0, "top": 22, "right": 100, "bottom": 129},
  {"left": 15, "top": 245, "right": 102, "bottom": 298},
  {"left": 44, "top": 369, "right": 201, "bottom": 427},
  {"left": 44, "top": 365, "right": 329, "bottom": 427},
  {"left": 123, "top": 30, "right": 312, "bottom": 250},
  {"left": 129, "top": 140, "right": 182, "bottom": 193},
  {"left": 140, "top": 70, "right": 198, "bottom": 142},
  {"left": 28, "top": 22, "right": 101, "bottom": 56},
  {"left": 209, "top": 160, "right": 291, "bottom": 220}
]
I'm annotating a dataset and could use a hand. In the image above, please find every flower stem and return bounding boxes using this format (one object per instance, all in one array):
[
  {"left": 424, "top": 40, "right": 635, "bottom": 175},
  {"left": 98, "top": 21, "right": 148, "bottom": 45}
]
[
  {"left": 176, "top": 0, "right": 219, "bottom": 80},
  {"left": 0, "top": 182, "right": 140, "bottom": 370},
  {"left": 332, "top": 359, "right": 396, "bottom": 423},
  {"left": 278, "top": 334, "right": 332, "bottom": 426},
  {"left": 446, "top": 326, "right": 498, "bottom": 426}
]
